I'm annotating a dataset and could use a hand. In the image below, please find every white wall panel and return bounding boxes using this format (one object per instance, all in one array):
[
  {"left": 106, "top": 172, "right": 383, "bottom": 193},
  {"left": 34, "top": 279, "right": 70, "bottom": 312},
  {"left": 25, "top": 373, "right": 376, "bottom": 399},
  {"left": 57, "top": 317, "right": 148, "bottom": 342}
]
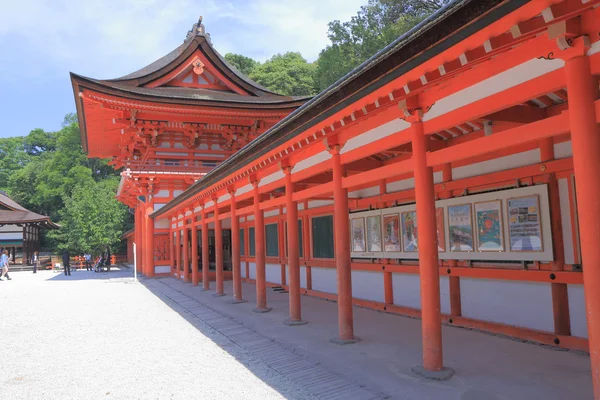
[
  {"left": 264, "top": 209, "right": 280, "bottom": 218},
  {"left": 558, "top": 178, "right": 576, "bottom": 265},
  {"left": 260, "top": 170, "right": 285, "bottom": 187},
  {"left": 155, "top": 190, "right": 170, "bottom": 198},
  {"left": 342, "top": 119, "right": 410, "bottom": 154},
  {"left": 439, "top": 276, "right": 450, "bottom": 315},
  {"left": 300, "top": 266, "right": 307, "bottom": 289},
  {"left": 155, "top": 266, "right": 171, "bottom": 274},
  {"left": 220, "top": 218, "right": 231, "bottom": 229},
  {"left": 307, "top": 200, "right": 334, "bottom": 209},
  {"left": 154, "top": 218, "right": 169, "bottom": 229},
  {"left": 153, "top": 203, "right": 166, "bottom": 211},
  {"left": 241, "top": 264, "right": 247, "bottom": 278},
  {"left": 568, "top": 284, "right": 587, "bottom": 338},
  {"left": 0, "top": 232, "right": 22, "bottom": 240},
  {"left": 248, "top": 262, "right": 257, "bottom": 279},
  {"left": 461, "top": 278, "right": 554, "bottom": 332},
  {"left": 349, "top": 186, "right": 380, "bottom": 199},
  {"left": 351, "top": 271, "right": 385, "bottom": 303},
  {"left": 452, "top": 150, "right": 540, "bottom": 180},
  {"left": 392, "top": 274, "right": 421, "bottom": 309},
  {"left": 311, "top": 267, "right": 337, "bottom": 294},
  {"left": 218, "top": 193, "right": 231, "bottom": 203},
  {"left": 236, "top": 184, "right": 253, "bottom": 196},
  {"left": 266, "top": 263, "right": 281, "bottom": 284},
  {"left": 173, "top": 190, "right": 184, "bottom": 197},
  {"left": 294, "top": 151, "right": 331, "bottom": 174},
  {"left": 554, "top": 141, "right": 572, "bottom": 159},
  {"left": 387, "top": 178, "right": 415, "bottom": 193}
]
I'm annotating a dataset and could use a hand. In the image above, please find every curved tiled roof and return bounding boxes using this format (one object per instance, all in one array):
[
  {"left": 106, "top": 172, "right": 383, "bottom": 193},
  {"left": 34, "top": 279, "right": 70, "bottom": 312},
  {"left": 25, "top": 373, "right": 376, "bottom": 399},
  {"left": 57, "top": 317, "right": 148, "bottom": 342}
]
[{"left": 0, "top": 193, "right": 59, "bottom": 228}]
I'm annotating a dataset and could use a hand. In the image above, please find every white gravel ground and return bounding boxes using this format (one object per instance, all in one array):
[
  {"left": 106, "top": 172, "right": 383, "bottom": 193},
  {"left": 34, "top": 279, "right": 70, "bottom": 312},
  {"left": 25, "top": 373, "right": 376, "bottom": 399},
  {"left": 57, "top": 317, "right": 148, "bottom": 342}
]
[{"left": 0, "top": 269, "right": 316, "bottom": 400}]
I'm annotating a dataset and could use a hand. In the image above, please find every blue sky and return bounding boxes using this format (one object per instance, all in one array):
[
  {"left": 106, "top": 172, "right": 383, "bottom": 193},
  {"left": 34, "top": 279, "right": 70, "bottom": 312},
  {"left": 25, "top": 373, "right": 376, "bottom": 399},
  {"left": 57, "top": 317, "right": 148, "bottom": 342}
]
[{"left": 0, "top": 0, "right": 367, "bottom": 139}]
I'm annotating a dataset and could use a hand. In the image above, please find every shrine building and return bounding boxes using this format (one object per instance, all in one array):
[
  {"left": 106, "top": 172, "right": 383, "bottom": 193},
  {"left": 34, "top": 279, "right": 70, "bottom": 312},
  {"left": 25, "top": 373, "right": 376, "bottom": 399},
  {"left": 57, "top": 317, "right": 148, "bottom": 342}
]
[{"left": 71, "top": 0, "right": 600, "bottom": 393}]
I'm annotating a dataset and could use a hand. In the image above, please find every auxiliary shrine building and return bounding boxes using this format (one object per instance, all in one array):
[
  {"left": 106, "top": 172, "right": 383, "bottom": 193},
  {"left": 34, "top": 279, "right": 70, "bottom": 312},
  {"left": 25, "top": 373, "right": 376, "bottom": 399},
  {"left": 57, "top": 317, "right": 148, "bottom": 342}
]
[{"left": 72, "top": 0, "right": 600, "bottom": 394}]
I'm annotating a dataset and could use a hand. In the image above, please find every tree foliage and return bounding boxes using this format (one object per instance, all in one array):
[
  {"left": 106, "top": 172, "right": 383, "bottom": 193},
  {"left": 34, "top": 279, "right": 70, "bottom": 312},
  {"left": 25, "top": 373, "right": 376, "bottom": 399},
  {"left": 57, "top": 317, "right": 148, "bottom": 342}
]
[
  {"left": 224, "top": 53, "right": 259, "bottom": 76},
  {"left": 249, "top": 52, "right": 317, "bottom": 96},
  {"left": 0, "top": 114, "right": 130, "bottom": 253}
]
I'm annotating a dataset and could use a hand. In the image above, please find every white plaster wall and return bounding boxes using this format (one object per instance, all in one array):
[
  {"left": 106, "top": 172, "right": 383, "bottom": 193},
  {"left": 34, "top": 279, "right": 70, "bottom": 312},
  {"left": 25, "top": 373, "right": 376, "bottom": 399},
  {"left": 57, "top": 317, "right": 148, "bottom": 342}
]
[
  {"left": 154, "top": 218, "right": 170, "bottom": 229},
  {"left": 452, "top": 150, "right": 540, "bottom": 180},
  {"left": 392, "top": 274, "right": 421, "bottom": 309},
  {"left": 342, "top": 118, "right": 410, "bottom": 155},
  {"left": 294, "top": 151, "right": 331, "bottom": 174},
  {"left": 554, "top": 141, "right": 572, "bottom": 159},
  {"left": 439, "top": 276, "right": 451, "bottom": 315},
  {"left": 241, "top": 264, "right": 247, "bottom": 278},
  {"left": 387, "top": 178, "right": 415, "bottom": 194},
  {"left": 311, "top": 267, "right": 337, "bottom": 294},
  {"left": 300, "top": 266, "right": 307, "bottom": 289},
  {"left": 248, "top": 262, "right": 257, "bottom": 279},
  {"left": 349, "top": 186, "right": 380, "bottom": 199},
  {"left": 351, "top": 271, "right": 385, "bottom": 303},
  {"left": 221, "top": 218, "right": 231, "bottom": 229},
  {"left": 153, "top": 203, "right": 166, "bottom": 211},
  {"left": 155, "top": 190, "right": 170, "bottom": 198},
  {"left": 307, "top": 200, "right": 334, "bottom": 209},
  {"left": 266, "top": 263, "right": 281, "bottom": 284},
  {"left": 260, "top": 171, "right": 285, "bottom": 187},
  {"left": 558, "top": 178, "right": 576, "bottom": 265},
  {"left": 264, "top": 209, "right": 280, "bottom": 218},
  {"left": 433, "top": 171, "right": 443, "bottom": 184},
  {"left": 568, "top": 284, "right": 587, "bottom": 338},
  {"left": 424, "top": 57, "right": 564, "bottom": 121},
  {"left": 218, "top": 193, "right": 231, "bottom": 203},
  {"left": 0, "top": 232, "right": 22, "bottom": 240},
  {"left": 236, "top": 184, "right": 253, "bottom": 196},
  {"left": 158, "top": 142, "right": 170, "bottom": 148},
  {"left": 177, "top": 221, "right": 183, "bottom": 228},
  {"left": 247, "top": 215, "right": 255, "bottom": 221},
  {"left": 460, "top": 278, "right": 554, "bottom": 332},
  {"left": 173, "top": 190, "right": 184, "bottom": 197},
  {"left": 155, "top": 266, "right": 171, "bottom": 274},
  {"left": 173, "top": 143, "right": 185, "bottom": 149}
]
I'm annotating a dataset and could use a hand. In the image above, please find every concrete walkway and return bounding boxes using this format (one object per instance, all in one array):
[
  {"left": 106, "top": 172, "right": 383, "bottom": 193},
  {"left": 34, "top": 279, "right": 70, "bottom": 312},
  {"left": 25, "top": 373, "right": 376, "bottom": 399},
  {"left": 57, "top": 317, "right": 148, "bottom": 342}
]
[{"left": 150, "top": 276, "right": 592, "bottom": 400}]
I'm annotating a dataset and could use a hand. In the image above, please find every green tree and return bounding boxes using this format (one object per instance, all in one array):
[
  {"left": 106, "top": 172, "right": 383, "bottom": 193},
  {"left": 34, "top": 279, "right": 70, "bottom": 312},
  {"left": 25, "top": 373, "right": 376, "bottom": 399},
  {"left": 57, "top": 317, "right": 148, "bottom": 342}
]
[
  {"left": 224, "top": 53, "right": 259, "bottom": 76},
  {"left": 48, "top": 178, "right": 129, "bottom": 254},
  {"left": 250, "top": 52, "right": 317, "bottom": 96},
  {"left": 0, "top": 137, "right": 30, "bottom": 192},
  {"left": 314, "top": 0, "right": 449, "bottom": 91}
]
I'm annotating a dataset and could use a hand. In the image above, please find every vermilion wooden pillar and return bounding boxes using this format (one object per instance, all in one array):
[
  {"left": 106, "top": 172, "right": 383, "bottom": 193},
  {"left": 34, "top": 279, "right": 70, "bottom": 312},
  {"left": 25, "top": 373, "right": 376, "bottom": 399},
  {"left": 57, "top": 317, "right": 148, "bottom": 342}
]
[
  {"left": 410, "top": 118, "right": 452, "bottom": 379},
  {"left": 330, "top": 146, "right": 357, "bottom": 343},
  {"left": 253, "top": 183, "right": 271, "bottom": 313},
  {"left": 540, "top": 138, "right": 571, "bottom": 336},
  {"left": 182, "top": 227, "right": 190, "bottom": 283},
  {"left": 214, "top": 201, "right": 225, "bottom": 297},
  {"left": 191, "top": 224, "right": 199, "bottom": 286},
  {"left": 135, "top": 205, "right": 143, "bottom": 274},
  {"left": 175, "top": 227, "right": 181, "bottom": 279},
  {"left": 202, "top": 207, "right": 210, "bottom": 291},
  {"left": 144, "top": 200, "right": 155, "bottom": 278},
  {"left": 228, "top": 191, "right": 246, "bottom": 303},
  {"left": 284, "top": 168, "right": 306, "bottom": 325},
  {"left": 564, "top": 52, "right": 600, "bottom": 398}
]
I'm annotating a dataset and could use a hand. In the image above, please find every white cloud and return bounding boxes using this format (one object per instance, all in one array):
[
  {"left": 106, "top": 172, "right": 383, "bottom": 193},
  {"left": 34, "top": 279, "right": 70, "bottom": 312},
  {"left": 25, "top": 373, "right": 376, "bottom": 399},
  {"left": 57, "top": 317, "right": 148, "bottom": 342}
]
[{"left": 0, "top": 0, "right": 366, "bottom": 81}]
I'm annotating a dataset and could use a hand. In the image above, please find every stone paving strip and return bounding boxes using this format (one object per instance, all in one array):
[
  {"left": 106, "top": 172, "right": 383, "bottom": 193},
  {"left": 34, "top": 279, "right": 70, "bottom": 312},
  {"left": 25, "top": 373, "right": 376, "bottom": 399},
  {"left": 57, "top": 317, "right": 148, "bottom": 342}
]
[{"left": 145, "top": 278, "right": 390, "bottom": 400}]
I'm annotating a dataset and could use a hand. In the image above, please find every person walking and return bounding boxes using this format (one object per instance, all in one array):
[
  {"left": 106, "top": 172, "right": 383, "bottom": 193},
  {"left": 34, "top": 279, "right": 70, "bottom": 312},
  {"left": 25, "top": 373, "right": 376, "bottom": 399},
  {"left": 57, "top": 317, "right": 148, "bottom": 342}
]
[
  {"left": 62, "top": 250, "right": 71, "bottom": 276},
  {"left": 1, "top": 249, "right": 11, "bottom": 281},
  {"left": 32, "top": 251, "right": 40, "bottom": 274},
  {"left": 84, "top": 253, "right": 92, "bottom": 271}
]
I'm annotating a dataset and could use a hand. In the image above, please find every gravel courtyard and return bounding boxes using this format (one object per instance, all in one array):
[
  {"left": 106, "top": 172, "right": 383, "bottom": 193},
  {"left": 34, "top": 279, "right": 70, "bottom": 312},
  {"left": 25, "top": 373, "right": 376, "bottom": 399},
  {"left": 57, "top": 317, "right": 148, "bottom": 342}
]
[{"left": 0, "top": 269, "right": 316, "bottom": 400}]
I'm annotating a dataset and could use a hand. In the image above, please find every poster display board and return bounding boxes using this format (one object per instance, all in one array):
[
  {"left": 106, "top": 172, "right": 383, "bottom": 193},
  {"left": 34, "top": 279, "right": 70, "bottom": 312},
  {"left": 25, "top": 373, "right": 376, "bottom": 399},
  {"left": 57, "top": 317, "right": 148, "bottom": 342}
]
[{"left": 349, "top": 184, "right": 553, "bottom": 261}]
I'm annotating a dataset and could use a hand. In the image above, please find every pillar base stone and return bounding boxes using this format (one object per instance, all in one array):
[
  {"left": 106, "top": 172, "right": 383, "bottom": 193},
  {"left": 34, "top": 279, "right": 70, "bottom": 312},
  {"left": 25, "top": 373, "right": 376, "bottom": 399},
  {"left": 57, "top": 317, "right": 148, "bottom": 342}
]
[
  {"left": 212, "top": 293, "right": 226, "bottom": 297},
  {"left": 329, "top": 336, "right": 360, "bottom": 345},
  {"left": 226, "top": 299, "right": 248, "bottom": 304},
  {"left": 283, "top": 319, "right": 308, "bottom": 326},
  {"left": 411, "top": 366, "right": 455, "bottom": 381},
  {"left": 252, "top": 307, "right": 273, "bottom": 313}
]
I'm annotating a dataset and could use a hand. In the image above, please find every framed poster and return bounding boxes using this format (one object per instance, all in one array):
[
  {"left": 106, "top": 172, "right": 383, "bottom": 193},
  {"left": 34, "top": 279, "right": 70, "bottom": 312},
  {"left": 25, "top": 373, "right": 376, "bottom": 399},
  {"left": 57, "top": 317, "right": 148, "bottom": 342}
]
[
  {"left": 508, "top": 195, "right": 543, "bottom": 251},
  {"left": 436, "top": 207, "right": 446, "bottom": 252},
  {"left": 351, "top": 218, "right": 366, "bottom": 252},
  {"left": 401, "top": 211, "right": 418, "bottom": 252},
  {"left": 475, "top": 200, "right": 504, "bottom": 251},
  {"left": 448, "top": 204, "right": 473, "bottom": 251},
  {"left": 383, "top": 213, "right": 401, "bottom": 252},
  {"left": 366, "top": 215, "right": 383, "bottom": 252}
]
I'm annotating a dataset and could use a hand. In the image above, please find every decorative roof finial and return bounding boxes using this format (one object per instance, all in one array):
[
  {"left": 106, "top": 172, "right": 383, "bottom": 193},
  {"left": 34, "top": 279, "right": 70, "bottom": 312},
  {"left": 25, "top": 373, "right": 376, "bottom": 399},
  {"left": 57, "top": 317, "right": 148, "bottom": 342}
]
[{"left": 185, "top": 16, "right": 211, "bottom": 43}]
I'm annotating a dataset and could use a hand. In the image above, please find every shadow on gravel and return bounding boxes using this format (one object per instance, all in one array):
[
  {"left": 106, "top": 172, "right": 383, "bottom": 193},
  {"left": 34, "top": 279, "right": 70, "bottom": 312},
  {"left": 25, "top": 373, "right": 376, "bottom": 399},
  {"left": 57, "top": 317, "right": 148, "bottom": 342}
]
[
  {"left": 138, "top": 277, "right": 323, "bottom": 400},
  {"left": 46, "top": 267, "right": 133, "bottom": 282}
]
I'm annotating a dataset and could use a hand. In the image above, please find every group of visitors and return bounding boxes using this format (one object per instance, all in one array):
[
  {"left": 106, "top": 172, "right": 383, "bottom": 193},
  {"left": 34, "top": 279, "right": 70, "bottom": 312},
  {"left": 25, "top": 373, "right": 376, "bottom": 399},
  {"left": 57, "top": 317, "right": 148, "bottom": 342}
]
[{"left": 60, "top": 250, "right": 111, "bottom": 276}]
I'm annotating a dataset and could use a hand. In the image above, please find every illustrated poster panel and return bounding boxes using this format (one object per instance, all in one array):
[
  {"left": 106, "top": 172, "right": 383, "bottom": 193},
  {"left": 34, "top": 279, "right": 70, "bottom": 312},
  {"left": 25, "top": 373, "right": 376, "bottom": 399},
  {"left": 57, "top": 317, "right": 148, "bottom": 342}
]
[
  {"left": 436, "top": 207, "right": 445, "bottom": 252},
  {"left": 351, "top": 218, "right": 366, "bottom": 252},
  {"left": 401, "top": 211, "right": 418, "bottom": 252},
  {"left": 366, "top": 215, "right": 383, "bottom": 252},
  {"left": 508, "top": 195, "right": 542, "bottom": 251},
  {"left": 448, "top": 204, "right": 473, "bottom": 251},
  {"left": 383, "top": 214, "right": 401, "bottom": 252},
  {"left": 475, "top": 200, "right": 504, "bottom": 251}
]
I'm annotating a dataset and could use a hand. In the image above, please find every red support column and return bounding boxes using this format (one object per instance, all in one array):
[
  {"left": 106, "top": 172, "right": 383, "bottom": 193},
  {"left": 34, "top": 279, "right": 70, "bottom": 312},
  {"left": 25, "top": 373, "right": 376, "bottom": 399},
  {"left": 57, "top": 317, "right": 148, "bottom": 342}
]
[
  {"left": 540, "top": 138, "right": 571, "bottom": 336},
  {"left": 175, "top": 227, "right": 181, "bottom": 280},
  {"left": 202, "top": 207, "right": 210, "bottom": 291},
  {"left": 182, "top": 227, "right": 190, "bottom": 283},
  {"left": 214, "top": 200, "right": 225, "bottom": 297},
  {"left": 253, "top": 182, "right": 271, "bottom": 313},
  {"left": 284, "top": 168, "right": 306, "bottom": 325},
  {"left": 191, "top": 224, "right": 199, "bottom": 286},
  {"left": 411, "top": 117, "right": 453, "bottom": 379},
  {"left": 564, "top": 52, "right": 600, "bottom": 398},
  {"left": 144, "top": 200, "right": 155, "bottom": 278},
  {"left": 228, "top": 190, "right": 246, "bottom": 304},
  {"left": 135, "top": 205, "right": 143, "bottom": 275},
  {"left": 329, "top": 145, "right": 357, "bottom": 344},
  {"left": 169, "top": 225, "right": 175, "bottom": 277}
]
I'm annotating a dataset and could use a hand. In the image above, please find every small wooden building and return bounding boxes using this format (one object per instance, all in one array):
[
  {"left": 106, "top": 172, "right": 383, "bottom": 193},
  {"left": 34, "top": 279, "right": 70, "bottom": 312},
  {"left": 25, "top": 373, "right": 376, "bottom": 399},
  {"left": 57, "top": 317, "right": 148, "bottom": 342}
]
[{"left": 0, "top": 191, "right": 58, "bottom": 264}]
